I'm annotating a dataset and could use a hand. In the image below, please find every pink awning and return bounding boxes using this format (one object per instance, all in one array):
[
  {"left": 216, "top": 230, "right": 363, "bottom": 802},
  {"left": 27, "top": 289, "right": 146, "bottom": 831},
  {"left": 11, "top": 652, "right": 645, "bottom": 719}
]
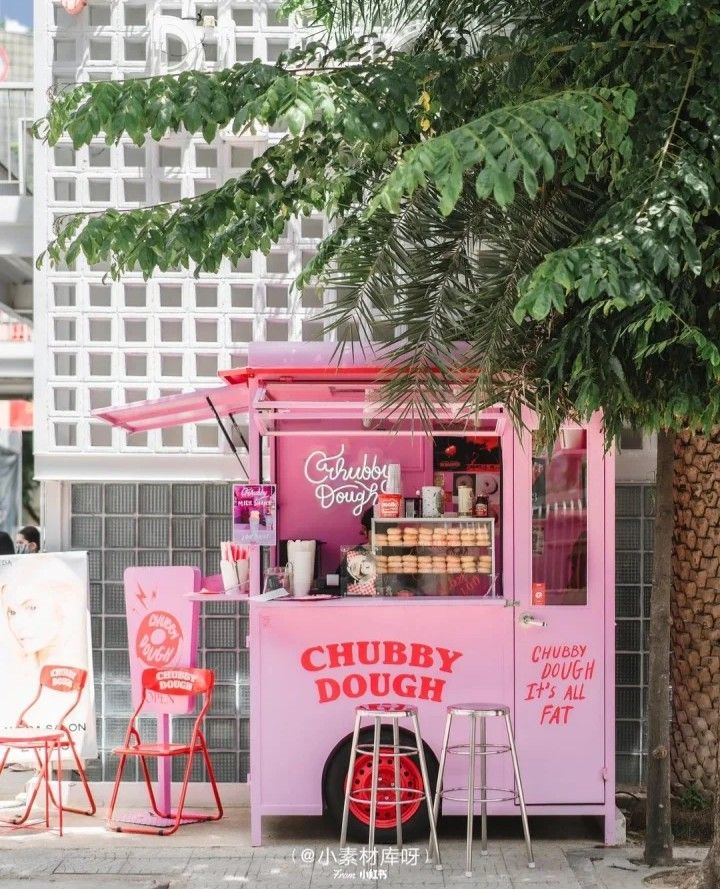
[{"left": 94, "top": 383, "right": 249, "bottom": 433}]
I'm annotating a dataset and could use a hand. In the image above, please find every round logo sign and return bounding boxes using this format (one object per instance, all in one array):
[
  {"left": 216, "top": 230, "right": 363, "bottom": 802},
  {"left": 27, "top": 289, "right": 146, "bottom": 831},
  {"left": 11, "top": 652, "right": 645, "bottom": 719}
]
[{"left": 135, "top": 610, "right": 182, "bottom": 667}]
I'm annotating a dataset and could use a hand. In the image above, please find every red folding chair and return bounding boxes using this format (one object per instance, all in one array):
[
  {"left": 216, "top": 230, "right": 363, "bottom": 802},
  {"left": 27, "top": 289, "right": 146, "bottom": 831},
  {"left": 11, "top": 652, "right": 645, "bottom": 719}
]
[
  {"left": 0, "top": 665, "right": 96, "bottom": 831},
  {"left": 106, "top": 667, "right": 223, "bottom": 836}
]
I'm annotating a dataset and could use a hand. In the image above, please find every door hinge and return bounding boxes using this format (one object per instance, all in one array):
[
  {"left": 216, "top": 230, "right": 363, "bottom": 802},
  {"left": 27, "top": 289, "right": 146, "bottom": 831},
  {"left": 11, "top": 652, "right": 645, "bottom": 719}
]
[
  {"left": 504, "top": 599, "right": 520, "bottom": 607},
  {"left": 601, "top": 767, "right": 608, "bottom": 781}
]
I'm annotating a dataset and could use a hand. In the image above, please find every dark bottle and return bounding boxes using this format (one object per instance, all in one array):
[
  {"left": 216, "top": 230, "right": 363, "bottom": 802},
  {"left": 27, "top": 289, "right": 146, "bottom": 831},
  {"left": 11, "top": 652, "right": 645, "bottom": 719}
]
[{"left": 474, "top": 495, "right": 489, "bottom": 517}]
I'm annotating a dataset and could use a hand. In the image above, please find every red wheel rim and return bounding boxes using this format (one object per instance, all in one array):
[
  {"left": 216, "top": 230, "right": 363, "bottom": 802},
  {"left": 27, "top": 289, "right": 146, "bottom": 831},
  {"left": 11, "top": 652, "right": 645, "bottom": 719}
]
[{"left": 348, "top": 748, "right": 423, "bottom": 828}]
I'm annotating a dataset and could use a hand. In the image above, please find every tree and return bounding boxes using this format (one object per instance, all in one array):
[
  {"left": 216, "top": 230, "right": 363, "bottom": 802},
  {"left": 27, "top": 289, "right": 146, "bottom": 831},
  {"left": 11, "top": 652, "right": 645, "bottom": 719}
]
[{"left": 36, "top": 0, "right": 720, "bottom": 869}]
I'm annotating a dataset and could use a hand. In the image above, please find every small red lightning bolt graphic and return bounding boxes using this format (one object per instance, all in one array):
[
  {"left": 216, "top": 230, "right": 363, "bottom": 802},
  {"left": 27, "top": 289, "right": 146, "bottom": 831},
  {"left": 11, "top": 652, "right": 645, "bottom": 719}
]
[{"left": 136, "top": 583, "right": 149, "bottom": 610}]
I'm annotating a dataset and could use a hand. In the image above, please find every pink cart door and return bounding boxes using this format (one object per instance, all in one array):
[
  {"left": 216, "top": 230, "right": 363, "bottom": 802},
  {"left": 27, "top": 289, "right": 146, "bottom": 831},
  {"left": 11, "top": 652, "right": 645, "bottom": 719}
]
[{"left": 513, "top": 417, "right": 607, "bottom": 804}]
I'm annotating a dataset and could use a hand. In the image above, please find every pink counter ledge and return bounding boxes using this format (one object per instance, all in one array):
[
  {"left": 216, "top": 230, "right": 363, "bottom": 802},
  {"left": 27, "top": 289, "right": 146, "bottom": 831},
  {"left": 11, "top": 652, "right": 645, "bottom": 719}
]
[{"left": 98, "top": 343, "right": 616, "bottom": 849}]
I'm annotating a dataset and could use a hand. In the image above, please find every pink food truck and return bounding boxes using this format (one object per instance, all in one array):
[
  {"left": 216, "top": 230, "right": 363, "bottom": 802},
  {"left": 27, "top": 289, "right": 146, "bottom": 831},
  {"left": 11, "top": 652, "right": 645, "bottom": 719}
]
[{"left": 98, "top": 343, "right": 616, "bottom": 847}]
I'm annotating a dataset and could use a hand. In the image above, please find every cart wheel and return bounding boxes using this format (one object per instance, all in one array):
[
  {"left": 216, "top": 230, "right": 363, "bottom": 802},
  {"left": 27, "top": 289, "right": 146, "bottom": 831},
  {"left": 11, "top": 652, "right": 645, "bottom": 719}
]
[{"left": 323, "top": 726, "right": 439, "bottom": 843}]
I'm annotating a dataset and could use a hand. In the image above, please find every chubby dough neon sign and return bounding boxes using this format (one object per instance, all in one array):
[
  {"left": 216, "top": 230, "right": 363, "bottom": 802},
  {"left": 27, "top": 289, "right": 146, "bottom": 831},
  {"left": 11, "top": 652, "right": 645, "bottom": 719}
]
[{"left": 303, "top": 445, "right": 390, "bottom": 516}]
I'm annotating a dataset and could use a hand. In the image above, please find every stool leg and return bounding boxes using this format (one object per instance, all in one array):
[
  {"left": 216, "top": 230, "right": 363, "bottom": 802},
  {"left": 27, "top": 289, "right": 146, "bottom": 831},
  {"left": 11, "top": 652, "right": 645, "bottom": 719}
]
[
  {"left": 466, "top": 715, "right": 476, "bottom": 877},
  {"left": 410, "top": 713, "right": 442, "bottom": 871},
  {"left": 392, "top": 717, "right": 402, "bottom": 849},
  {"left": 368, "top": 716, "right": 381, "bottom": 854},
  {"left": 503, "top": 713, "right": 534, "bottom": 868},
  {"left": 341, "top": 713, "right": 362, "bottom": 846},
  {"left": 480, "top": 716, "right": 487, "bottom": 856},
  {"left": 432, "top": 712, "right": 453, "bottom": 827}
]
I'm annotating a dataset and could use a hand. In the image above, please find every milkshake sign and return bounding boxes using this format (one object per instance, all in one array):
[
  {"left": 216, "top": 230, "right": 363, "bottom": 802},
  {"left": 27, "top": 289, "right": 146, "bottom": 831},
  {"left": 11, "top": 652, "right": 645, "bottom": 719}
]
[
  {"left": 303, "top": 445, "right": 390, "bottom": 516},
  {"left": 300, "top": 639, "right": 464, "bottom": 704}
]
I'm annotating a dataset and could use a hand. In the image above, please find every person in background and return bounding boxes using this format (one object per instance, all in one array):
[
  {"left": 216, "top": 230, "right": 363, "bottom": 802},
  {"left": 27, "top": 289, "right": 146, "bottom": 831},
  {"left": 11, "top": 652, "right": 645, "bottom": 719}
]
[
  {"left": 15, "top": 526, "right": 40, "bottom": 554},
  {"left": 0, "top": 533, "right": 14, "bottom": 556}
]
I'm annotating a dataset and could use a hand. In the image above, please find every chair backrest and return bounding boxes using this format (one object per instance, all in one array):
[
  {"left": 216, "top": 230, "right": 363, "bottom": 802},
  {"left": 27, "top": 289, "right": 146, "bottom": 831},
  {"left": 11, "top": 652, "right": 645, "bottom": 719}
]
[
  {"left": 19, "top": 665, "right": 88, "bottom": 730},
  {"left": 142, "top": 667, "right": 214, "bottom": 697},
  {"left": 40, "top": 665, "right": 88, "bottom": 693}
]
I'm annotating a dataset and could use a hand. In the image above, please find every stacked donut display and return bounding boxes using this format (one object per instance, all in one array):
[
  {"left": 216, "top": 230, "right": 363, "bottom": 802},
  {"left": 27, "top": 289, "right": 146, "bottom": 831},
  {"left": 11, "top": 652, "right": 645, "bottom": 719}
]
[{"left": 374, "top": 521, "right": 493, "bottom": 575}]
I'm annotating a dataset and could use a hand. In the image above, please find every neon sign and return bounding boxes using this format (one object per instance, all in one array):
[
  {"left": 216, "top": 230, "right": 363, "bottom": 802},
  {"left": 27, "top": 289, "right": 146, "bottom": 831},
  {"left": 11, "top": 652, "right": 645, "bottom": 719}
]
[{"left": 303, "top": 445, "right": 390, "bottom": 516}]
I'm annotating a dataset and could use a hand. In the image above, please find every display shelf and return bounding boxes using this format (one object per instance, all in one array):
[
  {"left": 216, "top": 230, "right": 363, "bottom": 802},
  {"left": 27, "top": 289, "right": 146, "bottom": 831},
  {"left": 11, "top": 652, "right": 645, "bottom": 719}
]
[{"left": 371, "top": 516, "right": 497, "bottom": 597}]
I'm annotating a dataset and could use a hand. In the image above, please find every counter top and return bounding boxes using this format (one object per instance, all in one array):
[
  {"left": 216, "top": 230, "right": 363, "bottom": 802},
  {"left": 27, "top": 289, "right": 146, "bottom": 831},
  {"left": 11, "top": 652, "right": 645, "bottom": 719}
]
[{"left": 250, "top": 595, "right": 508, "bottom": 607}]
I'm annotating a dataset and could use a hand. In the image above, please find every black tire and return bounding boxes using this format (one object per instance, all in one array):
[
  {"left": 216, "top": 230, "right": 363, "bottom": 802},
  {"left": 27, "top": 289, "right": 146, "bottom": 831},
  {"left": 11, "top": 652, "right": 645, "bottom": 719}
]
[{"left": 323, "top": 725, "right": 439, "bottom": 844}]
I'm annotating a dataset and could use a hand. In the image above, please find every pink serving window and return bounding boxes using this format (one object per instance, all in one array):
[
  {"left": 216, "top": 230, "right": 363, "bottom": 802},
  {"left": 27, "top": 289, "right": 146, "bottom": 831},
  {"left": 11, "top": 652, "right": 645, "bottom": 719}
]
[{"left": 531, "top": 430, "right": 587, "bottom": 605}]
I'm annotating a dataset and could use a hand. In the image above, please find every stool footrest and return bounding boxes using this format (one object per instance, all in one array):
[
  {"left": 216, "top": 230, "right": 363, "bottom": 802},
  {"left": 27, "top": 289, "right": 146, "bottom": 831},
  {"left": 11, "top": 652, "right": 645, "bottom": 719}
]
[
  {"left": 349, "top": 787, "right": 426, "bottom": 805},
  {"left": 446, "top": 743, "right": 511, "bottom": 757},
  {"left": 354, "top": 743, "right": 419, "bottom": 757},
  {"left": 439, "top": 787, "right": 516, "bottom": 804}
]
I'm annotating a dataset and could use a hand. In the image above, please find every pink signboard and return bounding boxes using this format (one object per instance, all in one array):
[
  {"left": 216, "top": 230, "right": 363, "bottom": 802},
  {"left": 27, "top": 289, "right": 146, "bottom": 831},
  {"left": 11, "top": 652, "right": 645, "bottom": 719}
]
[
  {"left": 277, "top": 435, "right": 430, "bottom": 573},
  {"left": 123, "top": 566, "right": 201, "bottom": 715},
  {"left": 233, "top": 484, "right": 277, "bottom": 547}
]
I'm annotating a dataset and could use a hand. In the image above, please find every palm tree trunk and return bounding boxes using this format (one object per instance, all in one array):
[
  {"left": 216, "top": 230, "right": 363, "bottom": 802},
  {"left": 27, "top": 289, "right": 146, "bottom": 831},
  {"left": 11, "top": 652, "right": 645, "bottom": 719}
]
[
  {"left": 645, "top": 428, "right": 675, "bottom": 866},
  {"left": 694, "top": 749, "right": 720, "bottom": 889},
  {"left": 670, "top": 428, "right": 720, "bottom": 793}
]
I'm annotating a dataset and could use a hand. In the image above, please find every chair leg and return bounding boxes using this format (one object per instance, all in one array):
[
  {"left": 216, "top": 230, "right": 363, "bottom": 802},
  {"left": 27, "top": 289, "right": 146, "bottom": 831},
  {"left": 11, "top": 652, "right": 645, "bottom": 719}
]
[
  {"left": 44, "top": 743, "right": 50, "bottom": 829},
  {"left": 480, "top": 716, "right": 488, "bottom": 856},
  {"left": 367, "top": 716, "right": 381, "bottom": 854},
  {"left": 62, "top": 734, "right": 97, "bottom": 816},
  {"left": 410, "top": 713, "right": 442, "bottom": 872},
  {"left": 199, "top": 738, "right": 224, "bottom": 821},
  {"left": 432, "top": 713, "right": 453, "bottom": 829},
  {"left": 466, "top": 714, "right": 476, "bottom": 876},
  {"left": 105, "top": 754, "right": 128, "bottom": 830},
  {"left": 56, "top": 742, "right": 63, "bottom": 837},
  {"left": 340, "top": 713, "right": 362, "bottom": 846},
  {"left": 138, "top": 755, "right": 167, "bottom": 818},
  {"left": 392, "top": 718, "right": 402, "bottom": 850},
  {"left": 503, "top": 714, "right": 534, "bottom": 868},
  {"left": 165, "top": 751, "right": 196, "bottom": 836},
  {"left": 2, "top": 747, "right": 48, "bottom": 828}
]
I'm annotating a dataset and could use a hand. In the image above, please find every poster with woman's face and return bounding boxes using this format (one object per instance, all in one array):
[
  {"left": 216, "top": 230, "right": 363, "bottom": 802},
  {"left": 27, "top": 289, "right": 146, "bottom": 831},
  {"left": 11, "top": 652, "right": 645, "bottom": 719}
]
[{"left": 0, "top": 551, "right": 97, "bottom": 762}]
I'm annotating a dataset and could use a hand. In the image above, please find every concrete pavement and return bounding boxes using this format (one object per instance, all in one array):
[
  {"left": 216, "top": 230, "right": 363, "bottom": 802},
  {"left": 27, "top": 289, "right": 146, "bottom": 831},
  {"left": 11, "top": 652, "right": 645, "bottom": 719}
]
[{"left": 0, "top": 806, "right": 706, "bottom": 889}]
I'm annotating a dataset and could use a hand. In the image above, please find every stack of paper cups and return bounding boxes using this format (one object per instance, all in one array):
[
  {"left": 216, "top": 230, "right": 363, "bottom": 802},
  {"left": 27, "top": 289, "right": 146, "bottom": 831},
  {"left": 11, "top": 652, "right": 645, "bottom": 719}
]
[
  {"left": 287, "top": 540, "right": 316, "bottom": 597},
  {"left": 386, "top": 464, "right": 402, "bottom": 495}
]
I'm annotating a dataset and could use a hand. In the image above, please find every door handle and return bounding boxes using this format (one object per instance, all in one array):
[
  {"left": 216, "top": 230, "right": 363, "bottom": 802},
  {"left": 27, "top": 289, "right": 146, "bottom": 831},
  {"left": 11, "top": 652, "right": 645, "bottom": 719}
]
[{"left": 519, "top": 613, "right": 547, "bottom": 627}]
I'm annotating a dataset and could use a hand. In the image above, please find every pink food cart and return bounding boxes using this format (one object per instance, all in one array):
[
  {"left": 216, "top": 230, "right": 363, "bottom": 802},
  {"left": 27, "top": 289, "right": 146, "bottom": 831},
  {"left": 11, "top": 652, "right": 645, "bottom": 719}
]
[{"left": 98, "top": 343, "right": 616, "bottom": 847}]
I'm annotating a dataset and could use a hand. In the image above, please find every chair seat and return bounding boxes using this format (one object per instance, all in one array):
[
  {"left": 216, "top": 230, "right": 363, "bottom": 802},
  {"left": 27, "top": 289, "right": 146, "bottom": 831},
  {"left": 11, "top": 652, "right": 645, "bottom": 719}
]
[
  {"left": 356, "top": 703, "right": 417, "bottom": 717},
  {"left": 447, "top": 703, "right": 510, "bottom": 717},
  {"left": 0, "top": 728, "right": 65, "bottom": 746},
  {"left": 113, "top": 742, "right": 202, "bottom": 757}
]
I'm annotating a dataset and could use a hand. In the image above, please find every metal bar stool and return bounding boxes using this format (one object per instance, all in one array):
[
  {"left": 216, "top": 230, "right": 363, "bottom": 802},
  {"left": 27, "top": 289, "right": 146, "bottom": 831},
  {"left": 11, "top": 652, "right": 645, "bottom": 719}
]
[
  {"left": 340, "top": 703, "right": 442, "bottom": 869},
  {"left": 433, "top": 703, "right": 534, "bottom": 875}
]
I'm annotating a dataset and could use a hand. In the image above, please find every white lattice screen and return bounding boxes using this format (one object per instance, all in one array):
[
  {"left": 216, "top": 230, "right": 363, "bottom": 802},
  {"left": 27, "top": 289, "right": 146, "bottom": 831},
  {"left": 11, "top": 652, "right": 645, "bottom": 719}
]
[{"left": 36, "top": 0, "right": 328, "bottom": 465}]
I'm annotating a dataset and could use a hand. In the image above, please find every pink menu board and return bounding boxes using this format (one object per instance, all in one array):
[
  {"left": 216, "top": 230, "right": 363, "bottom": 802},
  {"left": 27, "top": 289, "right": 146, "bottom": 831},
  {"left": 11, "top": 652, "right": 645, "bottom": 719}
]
[{"left": 233, "top": 483, "right": 277, "bottom": 547}]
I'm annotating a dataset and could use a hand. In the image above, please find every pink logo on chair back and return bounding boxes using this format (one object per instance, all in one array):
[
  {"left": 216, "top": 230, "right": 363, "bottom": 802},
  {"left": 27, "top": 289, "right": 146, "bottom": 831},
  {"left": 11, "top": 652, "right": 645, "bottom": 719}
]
[{"left": 41, "top": 665, "right": 87, "bottom": 693}]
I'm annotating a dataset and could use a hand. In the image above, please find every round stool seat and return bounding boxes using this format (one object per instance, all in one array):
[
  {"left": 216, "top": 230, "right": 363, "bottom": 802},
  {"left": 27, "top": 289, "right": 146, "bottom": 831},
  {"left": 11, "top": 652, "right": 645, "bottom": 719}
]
[
  {"left": 356, "top": 703, "right": 417, "bottom": 718},
  {"left": 447, "top": 703, "right": 510, "bottom": 717}
]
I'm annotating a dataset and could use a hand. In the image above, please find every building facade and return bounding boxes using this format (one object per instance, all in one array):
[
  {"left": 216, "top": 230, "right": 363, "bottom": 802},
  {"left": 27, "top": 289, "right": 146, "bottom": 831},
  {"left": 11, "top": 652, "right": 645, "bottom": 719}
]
[{"left": 34, "top": 0, "right": 656, "bottom": 787}]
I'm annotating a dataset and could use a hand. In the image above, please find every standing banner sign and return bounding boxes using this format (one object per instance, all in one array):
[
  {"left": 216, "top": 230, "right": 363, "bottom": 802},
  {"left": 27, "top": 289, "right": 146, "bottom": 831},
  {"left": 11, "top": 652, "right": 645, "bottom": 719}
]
[
  {"left": 124, "top": 566, "right": 201, "bottom": 714},
  {"left": 233, "top": 484, "right": 277, "bottom": 547},
  {"left": 0, "top": 551, "right": 97, "bottom": 760}
]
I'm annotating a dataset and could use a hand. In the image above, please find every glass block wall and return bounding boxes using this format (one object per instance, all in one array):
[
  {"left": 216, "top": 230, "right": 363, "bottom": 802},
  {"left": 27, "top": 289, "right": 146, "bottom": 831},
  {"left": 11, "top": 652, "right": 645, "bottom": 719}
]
[
  {"left": 615, "top": 483, "right": 655, "bottom": 785},
  {"left": 71, "top": 481, "right": 249, "bottom": 784}
]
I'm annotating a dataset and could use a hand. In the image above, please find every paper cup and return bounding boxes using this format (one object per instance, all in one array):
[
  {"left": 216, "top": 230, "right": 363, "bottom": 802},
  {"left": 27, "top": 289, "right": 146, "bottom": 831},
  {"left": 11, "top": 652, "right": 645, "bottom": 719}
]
[{"left": 421, "top": 486, "right": 443, "bottom": 518}]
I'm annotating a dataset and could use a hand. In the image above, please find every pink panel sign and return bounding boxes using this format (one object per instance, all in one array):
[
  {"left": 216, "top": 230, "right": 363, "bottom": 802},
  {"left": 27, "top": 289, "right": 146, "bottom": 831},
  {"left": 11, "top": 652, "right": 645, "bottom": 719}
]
[
  {"left": 277, "top": 434, "right": 430, "bottom": 573},
  {"left": 124, "top": 566, "right": 201, "bottom": 715}
]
